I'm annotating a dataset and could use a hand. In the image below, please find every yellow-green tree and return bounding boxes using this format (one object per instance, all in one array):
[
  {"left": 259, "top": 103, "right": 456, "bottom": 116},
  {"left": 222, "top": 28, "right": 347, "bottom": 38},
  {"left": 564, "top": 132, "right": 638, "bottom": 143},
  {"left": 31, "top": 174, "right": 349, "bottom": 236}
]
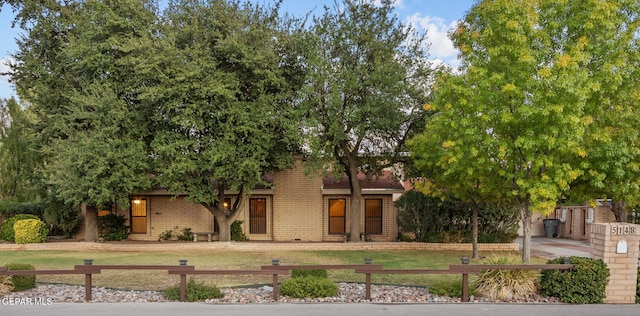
[{"left": 411, "top": 0, "right": 640, "bottom": 262}]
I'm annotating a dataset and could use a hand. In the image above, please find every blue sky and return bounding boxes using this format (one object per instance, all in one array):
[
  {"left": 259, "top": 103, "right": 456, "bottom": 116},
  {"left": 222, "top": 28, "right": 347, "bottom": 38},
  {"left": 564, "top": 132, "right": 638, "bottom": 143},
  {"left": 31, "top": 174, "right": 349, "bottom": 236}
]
[{"left": 0, "top": 0, "right": 476, "bottom": 101}]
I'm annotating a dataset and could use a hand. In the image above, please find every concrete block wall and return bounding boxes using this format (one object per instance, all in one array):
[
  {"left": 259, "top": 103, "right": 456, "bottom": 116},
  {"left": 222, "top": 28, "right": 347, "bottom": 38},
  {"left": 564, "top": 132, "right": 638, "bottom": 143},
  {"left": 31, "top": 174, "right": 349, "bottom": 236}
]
[{"left": 590, "top": 223, "right": 639, "bottom": 304}]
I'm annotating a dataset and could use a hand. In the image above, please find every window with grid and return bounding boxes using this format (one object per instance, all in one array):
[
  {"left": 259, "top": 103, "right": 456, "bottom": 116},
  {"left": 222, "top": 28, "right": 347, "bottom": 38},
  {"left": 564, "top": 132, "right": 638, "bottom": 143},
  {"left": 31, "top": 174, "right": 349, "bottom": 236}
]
[
  {"left": 328, "top": 199, "right": 346, "bottom": 234},
  {"left": 249, "top": 198, "right": 267, "bottom": 234},
  {"left": 365, "top": 199, "right": 382, "bottom": 235}
]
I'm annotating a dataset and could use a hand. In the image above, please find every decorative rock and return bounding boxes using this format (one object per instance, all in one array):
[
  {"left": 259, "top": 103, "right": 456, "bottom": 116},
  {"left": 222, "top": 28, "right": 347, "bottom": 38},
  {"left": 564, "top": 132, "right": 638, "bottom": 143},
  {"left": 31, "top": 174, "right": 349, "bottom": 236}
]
[{"left": 0, "top": 282, "right": 564, "bottom": 304}]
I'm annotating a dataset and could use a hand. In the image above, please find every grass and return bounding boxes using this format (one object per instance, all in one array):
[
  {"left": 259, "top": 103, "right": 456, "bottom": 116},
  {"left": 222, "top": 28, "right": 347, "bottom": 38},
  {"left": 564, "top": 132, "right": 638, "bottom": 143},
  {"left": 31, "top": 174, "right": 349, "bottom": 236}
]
[{"left": 0, "top": 249, "right": 545, "bottom": 291}]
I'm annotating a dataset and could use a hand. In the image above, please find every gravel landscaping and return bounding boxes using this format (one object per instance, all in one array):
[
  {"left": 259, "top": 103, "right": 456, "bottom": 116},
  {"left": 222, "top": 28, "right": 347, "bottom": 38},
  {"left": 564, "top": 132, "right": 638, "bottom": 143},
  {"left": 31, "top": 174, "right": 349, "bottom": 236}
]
[{"left": 1, "top": 282, "right": 563, "bottom": 304}]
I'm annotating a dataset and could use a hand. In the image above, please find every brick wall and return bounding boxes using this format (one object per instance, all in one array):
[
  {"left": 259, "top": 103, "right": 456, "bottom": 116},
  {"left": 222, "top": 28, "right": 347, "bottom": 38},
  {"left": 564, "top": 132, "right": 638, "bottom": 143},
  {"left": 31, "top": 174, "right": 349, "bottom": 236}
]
[
  {"left": 270, "top": 159, "right": 324, "bottom": 241},
  {"left": 590, "top": 223, "right": 640, "bottom": 304}
]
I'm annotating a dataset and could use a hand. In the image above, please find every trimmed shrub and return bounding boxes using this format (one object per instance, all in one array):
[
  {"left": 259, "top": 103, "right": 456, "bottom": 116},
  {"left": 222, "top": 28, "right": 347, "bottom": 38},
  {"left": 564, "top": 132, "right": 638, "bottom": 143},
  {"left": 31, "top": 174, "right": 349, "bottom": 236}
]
[
  {"left": 539, "top": 256, "right": 609, "bottom": 304},
  {"left": 292, "top": 269, "right": 329, "bottom": 279},
  {"left": 429, "top": 278, "right": 477, "bottom": 298},
  {"left": 13, "top": 219, "right": 48, "bottom": 244},
  {"left": 163, "top": 278, "right": 224, "bottom": 302},
  {"left": 0, "top": 276, "right": 13, "bottom": 295},
  {"left": 473, "top": 255, "right": 538, "bottom": 300},
  {"left": 280, "top": 276, "right": 339, "bottom": 298},
  {"left": 5, "top": 263, "right": 36, "bottom": 291},
  {"left": 0, "top": 214, "right": 40, "bottom": 242},
  {"left": 98, "top": 214, "right": 129, "bottom": 241},
  {"left": 231, "top": 220, "right": 249, "bottom": 241}
]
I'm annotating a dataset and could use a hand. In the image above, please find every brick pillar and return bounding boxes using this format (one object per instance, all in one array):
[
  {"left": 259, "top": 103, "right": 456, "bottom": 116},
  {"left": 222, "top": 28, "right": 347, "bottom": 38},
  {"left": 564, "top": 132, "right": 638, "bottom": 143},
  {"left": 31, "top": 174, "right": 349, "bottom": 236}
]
[{"left": 590, "top": 223, "right": 639, "bottom": 304}]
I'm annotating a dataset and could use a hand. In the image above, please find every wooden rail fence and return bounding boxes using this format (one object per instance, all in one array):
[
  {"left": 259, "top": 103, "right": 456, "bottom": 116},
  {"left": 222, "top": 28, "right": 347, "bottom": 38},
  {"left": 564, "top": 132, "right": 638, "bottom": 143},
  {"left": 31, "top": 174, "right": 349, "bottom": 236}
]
[{"left": 0, "top": 261, "right": 573, "bottom": 303}]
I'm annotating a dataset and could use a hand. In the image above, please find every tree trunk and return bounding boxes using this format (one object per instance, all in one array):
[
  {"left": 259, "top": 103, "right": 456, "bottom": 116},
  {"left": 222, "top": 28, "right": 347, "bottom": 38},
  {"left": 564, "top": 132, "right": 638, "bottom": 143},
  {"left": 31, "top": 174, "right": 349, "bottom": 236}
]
[
  {"left": 612, "top": 201, "right": 628, "bottom": 223},
  {"left": 217, "top": 216, "right": 232, "bottom": 242},
  {"left": 520, "top": 203, "right": 532, "bottom": 263},
  {"left": 347, "top": 164, "right": 363, "bottom": 242},
  {"left": 84, "top": 204, "right": 98, "bottom": 242},
  {"left": 471, "top": 201, "right": 479, "bottom": 259}
]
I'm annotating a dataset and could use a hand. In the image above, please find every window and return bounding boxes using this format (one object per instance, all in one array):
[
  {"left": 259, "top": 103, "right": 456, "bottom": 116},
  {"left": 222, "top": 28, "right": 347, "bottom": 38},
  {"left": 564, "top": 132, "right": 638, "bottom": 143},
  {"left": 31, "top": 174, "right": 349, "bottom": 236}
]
[
  {"left": 365, "top": 199, "right": 382, "bottom": 235},
  {"left": 329, "top": 199, "right": 346, "bottom": 234},
  {"left": 250, "top": 198, "right": 267, "bottom": 234},
  {"left": 131, "top": 199, "right": 147, "bottom": 234}
]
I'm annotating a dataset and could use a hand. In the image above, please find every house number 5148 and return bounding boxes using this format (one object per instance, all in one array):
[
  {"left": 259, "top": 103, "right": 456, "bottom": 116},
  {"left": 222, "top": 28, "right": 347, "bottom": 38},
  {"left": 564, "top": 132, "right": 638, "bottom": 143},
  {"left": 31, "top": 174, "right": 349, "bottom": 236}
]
[{"left": 611, "top": 225, "right": 636, "bottom": 235}]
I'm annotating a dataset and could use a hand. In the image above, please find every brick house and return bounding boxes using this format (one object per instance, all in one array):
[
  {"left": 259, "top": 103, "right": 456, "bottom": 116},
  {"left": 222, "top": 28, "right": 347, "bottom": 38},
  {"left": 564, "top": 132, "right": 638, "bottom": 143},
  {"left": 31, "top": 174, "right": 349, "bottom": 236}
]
[{"left": 78, "top": 159, "right": 404, "bottom": 242}]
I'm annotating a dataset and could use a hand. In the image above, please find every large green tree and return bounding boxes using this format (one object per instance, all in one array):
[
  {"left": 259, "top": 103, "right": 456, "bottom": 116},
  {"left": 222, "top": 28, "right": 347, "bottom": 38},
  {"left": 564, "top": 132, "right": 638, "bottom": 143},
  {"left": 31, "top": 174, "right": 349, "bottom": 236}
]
[
  {"left": 411, "top": 0, "right": 614, "bottom": 262},
  {"left": 147, "top": 0, "right": 302, "bottom": 241},
  {"left": 298, "top": 0, "right": 431, "bottom": 241},
  {"left": 0, "top": 98, "right": 41, "bottom": 202},
  {"left": 556, "top": 0, "right": 640, "bottom": 222},
  {"left": 5, "top": 0, "right": 158, "bottom": 240}
]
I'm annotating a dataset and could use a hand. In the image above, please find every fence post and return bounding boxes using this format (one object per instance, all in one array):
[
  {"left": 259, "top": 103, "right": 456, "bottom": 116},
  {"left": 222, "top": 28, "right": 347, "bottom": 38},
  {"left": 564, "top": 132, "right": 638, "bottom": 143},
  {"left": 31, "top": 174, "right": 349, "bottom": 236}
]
[
  {"left": 272, "top": 274, "right": 279, "bottom": 301},
  {"left": 179, "top": 259, "right": 188, "bottom": 302},
  {"left": 462, "top": 273, "right": 469, "bottom": 302},
  {"left": 83, "top": 259, "right": 93, "bottom": 302}
]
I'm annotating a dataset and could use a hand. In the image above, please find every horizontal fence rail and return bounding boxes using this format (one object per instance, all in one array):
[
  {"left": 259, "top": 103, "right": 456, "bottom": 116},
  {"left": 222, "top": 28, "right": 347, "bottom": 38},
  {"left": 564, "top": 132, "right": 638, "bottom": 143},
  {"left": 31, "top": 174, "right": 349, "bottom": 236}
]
[{"left": 0, "top": 261, "right": 574, "bottom": 303}]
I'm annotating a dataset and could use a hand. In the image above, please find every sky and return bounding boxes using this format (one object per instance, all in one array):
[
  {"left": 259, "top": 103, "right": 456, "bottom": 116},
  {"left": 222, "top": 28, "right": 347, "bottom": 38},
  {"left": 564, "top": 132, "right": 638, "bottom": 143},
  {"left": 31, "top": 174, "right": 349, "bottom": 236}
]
[{"left": 0, "top": 0, "right": 476, "bottom": 101}]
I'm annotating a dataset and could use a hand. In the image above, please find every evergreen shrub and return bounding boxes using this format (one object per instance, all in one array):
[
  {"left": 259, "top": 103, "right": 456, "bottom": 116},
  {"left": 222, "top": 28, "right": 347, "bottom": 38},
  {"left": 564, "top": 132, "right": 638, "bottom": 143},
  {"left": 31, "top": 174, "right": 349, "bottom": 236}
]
[
  {"left": 5, "top": 263, "right": 36, "bottom": 291},
  {"left": 13, "top": 219, "right": 48, "bottom": 244},
  {"left": 539, "top": 256, "right": 609, "bottom": 304},
  {"left": 0, "top": 214, "right": 40, "bottom": 242},
  {"left": 163, "top": 278, "right": 224, "bottom": 302}
]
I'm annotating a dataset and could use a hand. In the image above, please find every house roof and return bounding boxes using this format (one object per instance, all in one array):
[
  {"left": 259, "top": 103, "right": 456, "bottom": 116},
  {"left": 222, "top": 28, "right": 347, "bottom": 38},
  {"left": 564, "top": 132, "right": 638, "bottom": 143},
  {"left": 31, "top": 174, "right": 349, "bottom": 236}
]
[{"left": 322, "top": 170, "right": 405, "bottom": 195}]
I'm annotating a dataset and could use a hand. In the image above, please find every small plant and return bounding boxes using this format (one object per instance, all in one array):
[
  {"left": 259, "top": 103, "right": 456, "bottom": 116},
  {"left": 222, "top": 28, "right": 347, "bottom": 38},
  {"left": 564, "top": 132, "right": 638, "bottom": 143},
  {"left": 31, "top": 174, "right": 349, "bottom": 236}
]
[
  {"left": 0, "top": 214, "right": 40, "bottom": 242},
  {"left": 98, "top": 214, "right": 130, "bottom": 241},
  {"left": 158, "top": 229, "right": 173, "bottom": 241},
  {"left": 177, "top": 227, "right": 193, "bottom": 241},
  {"left": 13, "top": 219, "right": 48, "bottom": 244},
  {"left": 163, "top": 278, "right": 224, "bottom": 302},
  {"left": 280, "top": 276, "right": 339, "bottom": 298},
  {"left": 429, "top": 278, "right": 477, "bottom": 298},
  {"left": 292, "top": 269, "right": 328, "bottom": 279},
  {"left": 0, "top": 276, "right": 13, "bottom": 295},
  {"left": 539, "top": 256, "right": 610, "bottom": 304},
  {"left": 474, "top": 255, "right": 538, "bottom": 301},
  {"left": 5, "top": 263, "right": 36, "bottom": 291},
  {"left": 231, "top": 220, "right": 249, "bottom": 241}
]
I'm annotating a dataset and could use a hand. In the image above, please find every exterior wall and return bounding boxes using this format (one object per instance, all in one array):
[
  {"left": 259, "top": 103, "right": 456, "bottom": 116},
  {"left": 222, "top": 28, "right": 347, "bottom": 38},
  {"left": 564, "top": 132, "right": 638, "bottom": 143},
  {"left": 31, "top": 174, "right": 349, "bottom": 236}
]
[
  {"left": 270, "top": 160, "right": 324, "bottom": 241},
  {"left": 550, "top": 205, "right": 616, "bottom": 241},
  {"left": 322, "top": 195, "right": 397, "bottom": 242},
  {"left": 237, "top": 195, "right": 273, "bottom": 241},
  {"left": 126, "top": 196, "right": 214, "bottom": 241}
]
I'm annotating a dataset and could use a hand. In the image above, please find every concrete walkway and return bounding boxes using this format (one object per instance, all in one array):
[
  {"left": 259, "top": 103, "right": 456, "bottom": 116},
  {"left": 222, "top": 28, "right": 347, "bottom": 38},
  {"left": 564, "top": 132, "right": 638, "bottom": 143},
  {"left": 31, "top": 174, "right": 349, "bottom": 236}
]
[{"left": 522, "top": 236, "right": 592, "bottom": 259}]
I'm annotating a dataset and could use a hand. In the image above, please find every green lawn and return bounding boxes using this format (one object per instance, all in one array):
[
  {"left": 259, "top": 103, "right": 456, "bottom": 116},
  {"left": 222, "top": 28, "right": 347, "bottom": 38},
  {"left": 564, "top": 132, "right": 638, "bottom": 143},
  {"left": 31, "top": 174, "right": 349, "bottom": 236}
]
[{"left": 0, "top": 249, "right": 544, "bottom": 291}]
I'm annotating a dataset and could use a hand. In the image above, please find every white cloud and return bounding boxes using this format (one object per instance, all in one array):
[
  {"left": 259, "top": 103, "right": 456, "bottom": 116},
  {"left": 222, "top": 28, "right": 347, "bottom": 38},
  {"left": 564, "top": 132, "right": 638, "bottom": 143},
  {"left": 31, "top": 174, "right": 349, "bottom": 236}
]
[{"left": 406, "top": 13, "right": 460, "bottom": 67}]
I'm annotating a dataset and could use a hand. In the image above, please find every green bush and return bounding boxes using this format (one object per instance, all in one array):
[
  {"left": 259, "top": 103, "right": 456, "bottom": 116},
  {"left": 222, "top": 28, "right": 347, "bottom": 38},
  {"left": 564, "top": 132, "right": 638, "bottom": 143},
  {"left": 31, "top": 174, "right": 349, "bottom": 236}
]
[
  {"left": 540, "top": 256, "right": 609, "bottom": 304},
  {"left": 163, "top": 278, "right": 224, "bottom": 302},
  {"left": 5, "top": 263, "right": 36, "bottom": 291},
  {"left": 280, "top": 276, "right": 339, "bottom": 298},
  {"left": 13, "top": 219, "right": 48, "bottom": 244},
  {"left": 158, "top": 229, "right": 173, "bottom": 241},
  {"left": 98, "top": 214, "right": 129, "bottom": 241},
  {"left": 43, "top": 203, "right": 81, "bottom": 238},
  {"left": 0, "top": 214, "right": 40, "bottom": 242},
  {"left": 231, "top": 220, "right": 249, "bottom": 241},
  {"left": 292, "top": 269, "right": 329, "bottom": 279},
  {"left": 474, "top": 255, "right": 538, "bottom": 300},
  {"left": 429, "top": 278, "right": 477, "bottom": 298},
  {"left": 177, "top": 227, "right": 193, "bottom": 241}
]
